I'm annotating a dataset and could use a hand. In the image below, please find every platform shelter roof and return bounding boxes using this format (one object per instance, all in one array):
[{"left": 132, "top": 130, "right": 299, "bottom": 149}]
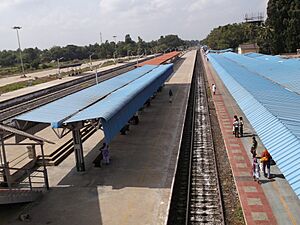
[
  {"left": 14, "top": 64, "right": 173, "bottom": 143},
  {"left": 208, "top": 52, "right": 300, "bottom": 198},
  {"left": 15, "top": 65, "right": 155, "bottom": 127},
  {"left": 137, "top": 51, "right": 180, "bottom": 67},
  {"left": 222, "top": 52, "right": 300, "bottom": 94}
]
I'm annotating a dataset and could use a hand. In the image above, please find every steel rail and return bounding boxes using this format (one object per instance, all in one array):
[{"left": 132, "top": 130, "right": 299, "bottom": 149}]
[{"left": 168, "top": 50, "right": 225, "bottom": 225}]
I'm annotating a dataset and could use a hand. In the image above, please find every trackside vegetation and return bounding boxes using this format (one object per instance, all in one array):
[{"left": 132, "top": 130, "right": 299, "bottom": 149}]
[
  {"left": 0, "top": 35, "right": 198, "bottom": 77},
  {"left": 201, "top": 0, "right": 300, "bottom": 54}
]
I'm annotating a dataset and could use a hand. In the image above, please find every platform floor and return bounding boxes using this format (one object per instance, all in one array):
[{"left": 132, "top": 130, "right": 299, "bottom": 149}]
[
  {"left": 1, "top": 50, "right": 196, "bottom": 225},
  {"left": 202, "top": 52, "right": 300, "bottom": 225}
]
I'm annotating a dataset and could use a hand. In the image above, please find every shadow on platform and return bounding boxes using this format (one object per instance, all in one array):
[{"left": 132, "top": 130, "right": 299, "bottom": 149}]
[{"left": 58, "top": 83, "right": 189, "bottom": 190}]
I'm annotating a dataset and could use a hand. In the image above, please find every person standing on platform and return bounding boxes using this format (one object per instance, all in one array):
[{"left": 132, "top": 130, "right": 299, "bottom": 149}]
[
  {"left": 261, "top": 149, "right": 272, "bottom": 179},
  {"left": 250, "top": 136, "right": 258, "bottom": 158},
  {"left": 169, "top": 89, "right": 173, "bottom": 103},
  {"left": 232, "top": 115, "right": 238, "bottom": 134},
  {"left": 101, "top": 143, "right": 110, "bottom": 165},
  {"left": 212, "top": 84, "right": 216, "bottom": 95},
  {"left": 252, "top": 157, "right": 261, "bottom": 183},
  {"left": 233, "top": 117, "right": 239, "bottom": 137},
  {"left": 239, "top": 116, "right": 244, "bottom": 137},
  {"left": 93, "top": 145, "right": 104, "bottom": 168},
  {"left": 134, "top": 112, "right": 139, "bottom": 125}
]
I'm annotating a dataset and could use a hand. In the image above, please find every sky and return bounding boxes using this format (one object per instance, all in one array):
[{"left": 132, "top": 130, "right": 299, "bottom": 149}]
[{"left": 0, "top": 0, "right": 269, "bottom": 50}]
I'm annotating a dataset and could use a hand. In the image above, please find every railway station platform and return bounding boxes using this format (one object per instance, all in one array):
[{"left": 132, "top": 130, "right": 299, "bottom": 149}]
[
  {"left": 202, "top": 52, "right": 300, "bottom": 225},
  {"left": 1, "top": 50, "right": 196, "bottom": 225}
]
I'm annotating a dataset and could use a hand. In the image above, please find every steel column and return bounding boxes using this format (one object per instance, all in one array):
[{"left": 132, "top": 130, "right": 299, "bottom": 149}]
[
  {"left": 72, "top": 127, "right": 85, "bottom": 172},
  {"left": 0, "top": 134, "right": 11, "bottom": 189}
]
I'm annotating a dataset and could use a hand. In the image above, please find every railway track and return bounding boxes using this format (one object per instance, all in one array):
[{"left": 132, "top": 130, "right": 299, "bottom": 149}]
[
  {"left": 168, "top": 51, "right": 224, "bottom": 225},
  {"left": 0, "top": 64, "right": 135, "bottom": 123}
]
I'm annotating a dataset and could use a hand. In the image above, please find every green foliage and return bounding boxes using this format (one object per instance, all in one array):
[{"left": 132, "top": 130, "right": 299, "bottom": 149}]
[
  {"left": 0, "top": 76, "right": 57, "bottom": 94},
  {"left": 266, "top": 0, "right": 300, "bottom": 54},
  {"left": 201, "top": 23, "right": 261, "bottom": 51},
  {"left": 0, "top": 34, "right": 198, "bottom": 75},
  {"left": 202, "top": 0, "right": 299, "bottom": 54}
]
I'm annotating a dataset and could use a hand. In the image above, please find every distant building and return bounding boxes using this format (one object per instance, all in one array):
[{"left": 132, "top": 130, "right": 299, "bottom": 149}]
[{"left": 238, "top": 43, "right": 260, "bottom": 54}]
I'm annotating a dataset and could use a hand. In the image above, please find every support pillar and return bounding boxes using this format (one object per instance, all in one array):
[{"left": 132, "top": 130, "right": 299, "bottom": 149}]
[
  {"left": 40, "top": 145, "right": 49, "bottom": 190},
  {"left": 0, "top": 134, "right": 11, "bottom": 188},
  {"left": 72, "top": 126, "right": 85, "bottom": 172}
]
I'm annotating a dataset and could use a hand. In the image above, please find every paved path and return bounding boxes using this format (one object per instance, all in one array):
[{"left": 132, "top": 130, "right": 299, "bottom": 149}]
[
  {"left": 0, "top": 62, "right": 126, "bottom": 103},
  {"left": 202, "top": 51, "right": 300, "bottom": 225},
  {"left": 0, "top": 59, "right": 110, "bottom": 87}
]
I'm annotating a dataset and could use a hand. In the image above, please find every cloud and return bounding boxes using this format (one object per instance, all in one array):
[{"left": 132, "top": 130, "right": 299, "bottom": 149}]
[
  {"left": 0, "top": 0, "right": 40, "bottom": 11},
  {"left": 99, "top": 0, "right": 171, "bottom": 20},
  {"left": 0, "top": 0, "right": 269, "bottom": 49}
]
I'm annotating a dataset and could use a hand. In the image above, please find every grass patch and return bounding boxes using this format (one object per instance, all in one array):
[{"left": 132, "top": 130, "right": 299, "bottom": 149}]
[
  {"left": 0, "top": 64, "right": 55, "bottom": 78},
  {"left": 102, "top": 60, "right": 116, "bottom": 67},
  {"left": 233, "top": 205, "right": 245, "bottom": 224},
  {"left": 0, "top": 76, "right": 58, "bottom": 94},
  {"left": 0, "top": 59, "right": 120, "bottom": 94}
]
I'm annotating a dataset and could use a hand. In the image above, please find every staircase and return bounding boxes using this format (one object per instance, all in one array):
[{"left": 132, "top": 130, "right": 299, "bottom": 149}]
[
  {"left": 0, "top": 189, "right": 42, "bottom": 204},
  {"left": 0, "top": 166, "right": 48, "bottom": 204},
  {"left": 37, "top": 125, "right": 97, "bottom": 166}
]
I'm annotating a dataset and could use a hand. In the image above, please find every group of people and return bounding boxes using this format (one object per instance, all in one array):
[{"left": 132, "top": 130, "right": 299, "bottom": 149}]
[
  {"left": 232, "top": 115, "right": 244, "bottom": 138},
  {"left": 251, "top": 136, "right": 272, "bottom": 183}
]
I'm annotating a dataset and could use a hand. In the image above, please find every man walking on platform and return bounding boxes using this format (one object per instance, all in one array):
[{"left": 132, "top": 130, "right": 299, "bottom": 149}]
[{"left": 212, "top": 84, "right": 216, "bottom": 95}]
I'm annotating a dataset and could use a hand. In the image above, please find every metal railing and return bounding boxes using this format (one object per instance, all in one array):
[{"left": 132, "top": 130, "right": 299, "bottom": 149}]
[{"left": 0, "top": 166, "right": 48, "bottom": 191}]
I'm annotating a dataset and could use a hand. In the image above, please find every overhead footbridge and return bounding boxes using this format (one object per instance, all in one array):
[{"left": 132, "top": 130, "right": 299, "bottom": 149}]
[
  {"left": 208, "top": 52, "right": 300, "bottom": 199},
  {"left": 14, "top": 64, "right": 173, "bottom": 171}
]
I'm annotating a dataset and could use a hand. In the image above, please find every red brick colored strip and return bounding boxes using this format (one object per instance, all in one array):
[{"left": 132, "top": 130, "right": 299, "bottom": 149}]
[{"left": 202, "top": 53, "right": 277, "bottom": 225}]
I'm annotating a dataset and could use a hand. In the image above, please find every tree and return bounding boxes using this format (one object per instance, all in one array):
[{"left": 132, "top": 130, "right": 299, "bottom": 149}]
[
  {"left": 201, "top": 23, "right": 256, "bottom": 50},
  {"left": 257, "top": 26, "right": 274, "bottom": 54},
  {"left": 0, "top": 50, "right": 17, "bottom": 67},
  {"left": 266, "top": 0, "right": 300, "bottom": 53},
  {"left": 202, "top": 0, "right": 299, "bottom": 54},
  {"left": 125, "top": 34, "right": 134, "bottom": 45},
  {"left": 0, "top": 34, "right": 197, "bottom": 71},
  {"left": 23, "top": 47, "right": 41, "bottom": 68}
]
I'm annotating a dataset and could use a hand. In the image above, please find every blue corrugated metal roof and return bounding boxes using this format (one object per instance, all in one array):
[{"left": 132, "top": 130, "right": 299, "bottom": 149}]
[
  {"left": 15, "top": 65, "right": 156, "bottom": 127},
  {"left": 208, "top": 52, "right": 300, "bottom": 198},
  {"left": 69, "top": 64, "right": 173, "bottom": 142},
  {"left": 222, "top": 52, "right": 300, "bottom": 95},
  {"left": 245, "top": 53, "right": 300, "bottom": 67},
  {"left": 15, "top": 64, "right": 173, "bottom": 143}
]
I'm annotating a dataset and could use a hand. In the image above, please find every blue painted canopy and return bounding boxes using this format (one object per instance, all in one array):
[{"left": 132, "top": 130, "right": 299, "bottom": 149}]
[
  {"left": 208, "top": 52, "right": 300, "bottom": 198},
  {"left": 15, "top": 64, "right": 173, "bottom": 143},
  {"left": 64, "top": 64, "right": 173, "bottom": 142},
  {"left": 15, "top": 65, "right": 156, "bottom": 127},
  {"left": 224, "top": 52, "right": 300, "bottom": 94}
]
